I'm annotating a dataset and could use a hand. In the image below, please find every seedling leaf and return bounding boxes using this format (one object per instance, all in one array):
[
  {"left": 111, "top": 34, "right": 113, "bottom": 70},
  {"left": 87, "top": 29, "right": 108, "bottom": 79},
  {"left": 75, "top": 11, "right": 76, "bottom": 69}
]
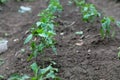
[
  {"left": 24, "top": 34, "right": 33, "bottom": 44},
  {"left": 75, "top": 31, "right": 83, "bottom": 35},
  {"left": 31, "top": 62, "right": 39, "bottom": 75},
  {"left": 0, "top": 75, "right": 4, "bottom": 79},
  {"left": 118, "top": 51, "right": 120, "bottom": 59}
]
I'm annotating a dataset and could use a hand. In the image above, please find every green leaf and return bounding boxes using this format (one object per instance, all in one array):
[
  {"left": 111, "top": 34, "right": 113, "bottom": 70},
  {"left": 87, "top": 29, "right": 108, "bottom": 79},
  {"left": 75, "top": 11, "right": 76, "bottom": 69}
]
[
  {"left": 100, "top": 17, "right": 114, "bottom": 39},
  {"left": 8, "top": 74, "right": 20, "bottom": 80},
  {"left": 75, "top": 31, "right": 83, "bottom": 35},
  {"left": 100, "top": 28, "right": 105, "bottom": 39},
  {"left": 38, "top": 43, "right": 45, "bottom": 52},
  {"left": 46, "top": 71, "right": 55, "bottom": 79},
  {"left": 109, "top": 16, "right": 115, "bottom": 22},
  {"left": 118, "top": 51, "right": 120, "bottom": 59},
  {"left": 40, "top": 66, "right": 51, "bottom": 75},
  {"left": 31, "top": 63, "right": 39, "bottom": 75},
  {"left": 0, "top": 75, "right": 4, "bottom": 79},
  {"left": 38, "top": 33, "right": 48, "bottom": 38},
  {"left": 48, "top": 31, "right": 56, "bottom": 36},
  {"left": 116, "top": 21, "right": 120, "bottom": 28},
  {"left": 31, "top": 77, "right": 37, "bottom": 80},
  {"left": 8, "top": 74, "right": 29, "bottom": 80},
  {"left": 0, "top": 0, "right": 7, "bottom": 4},
  {"left": 36, "top": 22, "right": 42, "bottom": 27},
  {"left": 54, "top": 77, "right": 61, "bottom": 80},
  {"left": 27, "top": 53, "right": 34, "bottom": 61},
  {"left": 111, "top": 30, "right": 115, "bottom": 38},
  {"left": 21, "top": 75, "right": 30, "bottom": 80},
  {"left": 24, "top": 34, "right": 33, "bottom": 44},
  {"left": 52, "top": 46, "right": 57, "bottom": 54}
]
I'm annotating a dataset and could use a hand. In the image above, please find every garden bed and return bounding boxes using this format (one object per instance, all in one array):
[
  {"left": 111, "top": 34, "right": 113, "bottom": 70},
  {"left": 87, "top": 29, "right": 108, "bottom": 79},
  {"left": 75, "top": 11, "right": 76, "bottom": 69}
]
[{"left": 0, "top": 0, "right": 120, "bottom": 80}]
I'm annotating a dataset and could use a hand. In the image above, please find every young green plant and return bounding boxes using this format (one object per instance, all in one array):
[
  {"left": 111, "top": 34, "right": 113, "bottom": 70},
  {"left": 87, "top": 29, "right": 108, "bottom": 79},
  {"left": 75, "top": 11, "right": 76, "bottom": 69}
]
[
  {"left": 100, "top": 17, "right": 115, "bottom": 39},
  {"left": 24, "top": 0, "right": 62, "bottom": 60},
  {"left": 80, "top": 2, "right": 100, "bottom": 22},
  {"left": 30, "top": 62, "right": 60, "bottom": 80},
  {"left": 23, "top": 0, "right": 62, "bottom": 80},
  {"left": 73, "top": 0, "right": 100, "bottom": 22}
]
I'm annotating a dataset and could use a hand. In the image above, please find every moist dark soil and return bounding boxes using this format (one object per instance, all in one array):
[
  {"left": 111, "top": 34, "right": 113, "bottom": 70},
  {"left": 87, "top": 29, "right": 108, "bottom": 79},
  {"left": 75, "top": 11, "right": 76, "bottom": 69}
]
[{"left": 0, "top": 0, "right": 120, "bottom": 80}]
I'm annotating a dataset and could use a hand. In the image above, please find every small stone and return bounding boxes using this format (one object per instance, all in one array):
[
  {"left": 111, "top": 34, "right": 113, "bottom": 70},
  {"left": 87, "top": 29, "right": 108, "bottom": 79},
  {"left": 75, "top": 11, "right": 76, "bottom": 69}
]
[
  {"left": 21, "top": 58, "right": 24, "bottom": 61},
  {"left": 85, "top": 35, "right": 90, "bottom": 38},
  {"left": 20, "top": 49, "right": 25, "bottom": 53},
  {"left": 95, "top": 66, "right": 99, "bottom": 70},
  {"left": 18, "top": 6, "right": 32, "bottom": 13},
  {"left": 4, "top": 33, "right": 9, "bottom": 37},
  {"left": 80, "top": 35, "right": 85, "bottom": 39},
  {"left": 76, "top": 50, "right": 79, "bottom": 53},
  {"left": 60, "top": 32, "right": 64, "bottom": 35},
  {"left": 13, "top": 38, "right": 19, "bottom": 42},
  {"left": 25, "top": 30, "right": 29, "bottom": 34},
  {"left": 88, "top": 49, "right": 91, "bottom": 53},
  {"left": 0, "top": 39, "right": 8, "bottom": 54},
  {"left": 100, "top": 79, "right": 105, "bottom": 80},
  {"left": 6, "top": 67, "right": 9, "bottom": 70},
  {"left": 75, "top": 40, "right": 84, "bottom": 46}
]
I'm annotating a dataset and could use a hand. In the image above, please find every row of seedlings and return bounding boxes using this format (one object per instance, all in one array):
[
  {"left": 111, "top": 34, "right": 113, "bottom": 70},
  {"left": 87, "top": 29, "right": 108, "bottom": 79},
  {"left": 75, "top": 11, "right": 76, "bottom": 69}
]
[
  {"left": 8, "top": 0, "right": 63, "bottom": 80},
  {"left": 73, "top": 0, "right": 119, "bottom": 39}
]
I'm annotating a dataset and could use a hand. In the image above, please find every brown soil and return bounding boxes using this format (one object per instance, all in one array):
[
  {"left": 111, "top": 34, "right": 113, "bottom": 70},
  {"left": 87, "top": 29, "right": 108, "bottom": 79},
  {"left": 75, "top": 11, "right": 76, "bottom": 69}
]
[{"left": 0, "top": 0, "right": 120, "bottom": 80}]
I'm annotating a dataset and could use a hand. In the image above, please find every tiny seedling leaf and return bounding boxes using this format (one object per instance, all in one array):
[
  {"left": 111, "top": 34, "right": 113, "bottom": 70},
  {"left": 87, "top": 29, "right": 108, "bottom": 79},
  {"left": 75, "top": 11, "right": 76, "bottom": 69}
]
[
  {"left": 21, "top": 75, "right": 30, "bottom": 80},
  {"left": 31, "top": 62, "right": 39, "bottom": 75},
  {"left": 75, "top": 31, "right": 83, "bottom": 35},
  {"left": 24, "top": 34, "right": 33, "bottom": 44},
  {"left": 0, "top": 59, "right": 4, "bottom": 66},
  {"left": 8, "top": 74, "right": 29, "bottom": 80},
  {"left": 116, "top": 21, "right": 120, "bottom": 28},
  {"left": 46, "top": 71, "right": 56, "bottom": 79},
  {"left": 52, "top": 46, "right": 57, "bottom": 54}
]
